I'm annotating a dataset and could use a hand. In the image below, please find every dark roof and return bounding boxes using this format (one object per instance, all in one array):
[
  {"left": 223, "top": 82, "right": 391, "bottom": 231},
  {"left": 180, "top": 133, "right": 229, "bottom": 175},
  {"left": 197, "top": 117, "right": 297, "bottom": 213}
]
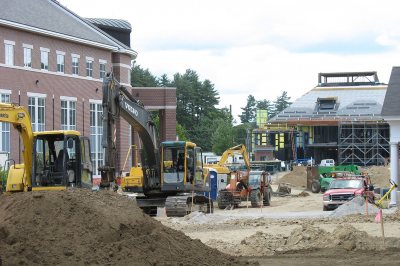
[
  {"left": 0, "top": 0, "right": 135, "bottom": 54},
  {"left": 382, "top": 67, "right": 400, "bottom": 117},
  {"left": 85, "top": 18, "right": 131, "bottom": 32}
]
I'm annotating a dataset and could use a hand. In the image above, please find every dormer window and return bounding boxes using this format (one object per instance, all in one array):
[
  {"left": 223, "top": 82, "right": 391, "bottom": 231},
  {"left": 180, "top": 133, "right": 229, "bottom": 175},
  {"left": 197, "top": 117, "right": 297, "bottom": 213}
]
[{"left": 317, "top": 97, "right": 338, "bottom": 111}]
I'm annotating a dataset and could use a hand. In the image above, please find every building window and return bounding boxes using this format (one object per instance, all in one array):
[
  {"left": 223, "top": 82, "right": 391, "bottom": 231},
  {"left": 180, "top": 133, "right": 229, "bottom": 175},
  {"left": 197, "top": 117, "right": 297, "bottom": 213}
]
[
  {"left": 86, "top": 57, "right": 93, "bottom": 77},
  {"left": 316, "top": 97, "right": 338, "bottom": 112},
  {"left": 99, "top": 60, "right": 106, "bottom": 79},
  {"left": 40, "top": 48, "right": 50, "bottom": 71},
  {"left": 28, "top": 95, "right": 46, "bottom": 132},
  {"left": 90, "top": 101, "right": 103, "bottom": 178},
  {"left": 57, "top": 52, "right": 65, "bottom": 73},
  {"left": 72, "top": 55, "right": 79, "bottom": 75},
  {"left": 61, "top": 98, "right": 76, "bottom": 130},
  {"left": 28, "top": 94, "right": 46, "bottom": 153},
  {"left": 23, "top": 45, "right": 32, "bottom": 68},
  {"left": 4, "top": 41, "right": 14, "bottom": 66},
  {"left": 0, "top": 91, "right": 11, "bottom": 153}
]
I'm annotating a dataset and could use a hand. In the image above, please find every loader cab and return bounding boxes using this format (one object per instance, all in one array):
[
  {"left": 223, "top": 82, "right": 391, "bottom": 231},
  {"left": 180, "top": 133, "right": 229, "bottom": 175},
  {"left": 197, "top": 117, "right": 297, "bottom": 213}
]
[
  {"left": 32, "top": 130, "right": 92, "bottom": 190},
  {"left": 161, "top": 141, "right": 210, "bottom": 193}
]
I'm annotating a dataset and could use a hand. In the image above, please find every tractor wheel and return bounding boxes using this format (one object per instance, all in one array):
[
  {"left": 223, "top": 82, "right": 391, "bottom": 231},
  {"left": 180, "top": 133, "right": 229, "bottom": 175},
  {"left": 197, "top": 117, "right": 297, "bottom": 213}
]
[
  {"left": 311, "top": 180, "right": 321, "bottom": 193},
  {"left": 217, "top": 191, "right": 233, "bottom": 209},
  {"left": 250, "top": 189, "right": 262, "bottom": 207},
  {"left": 263, "top": 187, "right": 272, "bottom": 206}
]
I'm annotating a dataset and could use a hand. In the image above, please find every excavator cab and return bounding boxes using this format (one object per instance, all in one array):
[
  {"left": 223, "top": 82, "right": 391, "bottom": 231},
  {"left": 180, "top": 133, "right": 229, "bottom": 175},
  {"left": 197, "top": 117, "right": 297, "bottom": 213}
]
[
  {"left": 31, "top": 130, "right": 92, "bottom": 190},
  {"left": 161, "top": 141, "right": 210, "bottom": 193}
]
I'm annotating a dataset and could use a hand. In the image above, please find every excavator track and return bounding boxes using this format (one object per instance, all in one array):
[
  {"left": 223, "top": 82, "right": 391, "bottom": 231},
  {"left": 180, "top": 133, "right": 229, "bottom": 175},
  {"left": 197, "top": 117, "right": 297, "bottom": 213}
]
[{"left": 165, "top": 195, "right": 213, "bottom": 217}]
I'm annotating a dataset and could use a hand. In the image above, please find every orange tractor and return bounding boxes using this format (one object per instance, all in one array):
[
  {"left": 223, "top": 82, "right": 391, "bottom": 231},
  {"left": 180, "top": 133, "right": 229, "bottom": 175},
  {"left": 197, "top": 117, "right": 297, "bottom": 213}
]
[{"left": 217, "top": 170, "right": 272, "bottom": 209}]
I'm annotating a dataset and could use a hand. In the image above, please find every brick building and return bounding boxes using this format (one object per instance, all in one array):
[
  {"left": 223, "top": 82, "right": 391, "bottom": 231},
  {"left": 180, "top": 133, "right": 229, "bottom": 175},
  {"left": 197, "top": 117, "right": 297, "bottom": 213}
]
[{"left": 0, "top": 0, "right": 176, "bottom": 178}]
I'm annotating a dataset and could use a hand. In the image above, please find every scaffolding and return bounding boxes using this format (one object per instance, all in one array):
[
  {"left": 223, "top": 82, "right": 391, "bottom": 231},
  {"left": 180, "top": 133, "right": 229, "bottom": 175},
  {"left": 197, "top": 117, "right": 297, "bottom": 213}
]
[{"left": 338, "top": 122, "right": 389, "bottom": 166}]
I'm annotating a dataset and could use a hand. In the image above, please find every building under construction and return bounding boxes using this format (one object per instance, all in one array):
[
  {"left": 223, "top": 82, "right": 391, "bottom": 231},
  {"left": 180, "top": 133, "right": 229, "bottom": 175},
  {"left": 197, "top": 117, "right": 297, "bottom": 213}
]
[{"left": 252, "top": 71, "right": 390, "bottom": 166}]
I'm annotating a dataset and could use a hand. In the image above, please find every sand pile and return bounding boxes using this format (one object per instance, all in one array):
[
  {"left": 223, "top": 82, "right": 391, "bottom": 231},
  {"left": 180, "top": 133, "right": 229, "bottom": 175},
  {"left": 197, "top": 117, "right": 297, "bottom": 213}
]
[
  {"left": 206, "top": 224, "right": 400, "bottom": 257},
  {"left": 278, "top": 165, "right": 392, "bottom": 190},
  {"left": 278, "top": 166, "right": 307, "bottom": 188},
  {"left": 0, "top": 189, "right": 250, "bottom": 266},
  {"left": 330, "top": 196, "right": 379, "bottom": 217},
  {"left": 361, "top": 166, "right": 391, "bottom": 188}
]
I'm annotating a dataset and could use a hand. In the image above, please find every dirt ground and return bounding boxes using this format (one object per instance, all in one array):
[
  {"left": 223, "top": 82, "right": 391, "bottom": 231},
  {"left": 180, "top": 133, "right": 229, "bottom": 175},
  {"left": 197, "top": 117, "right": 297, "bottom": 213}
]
[
  {"left": 156, "top": 166, "right": 400, "bottom": 265},
  {"left": 0, "top": 166, "right": 399, "bottom": 265},
  {"left": 0, "top": 190, "right": 248, "bottom": 266}
]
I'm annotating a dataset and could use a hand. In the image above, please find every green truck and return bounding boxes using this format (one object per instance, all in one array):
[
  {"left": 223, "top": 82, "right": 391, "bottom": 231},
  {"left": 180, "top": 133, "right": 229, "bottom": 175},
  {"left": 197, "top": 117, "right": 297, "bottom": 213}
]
[{"left": 311, "top": 165, "right": 361, "bottom": 193}]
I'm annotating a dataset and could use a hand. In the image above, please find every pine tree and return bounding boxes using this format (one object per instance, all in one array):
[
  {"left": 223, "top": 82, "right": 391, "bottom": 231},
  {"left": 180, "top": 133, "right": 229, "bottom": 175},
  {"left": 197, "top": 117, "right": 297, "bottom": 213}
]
[
  {"left": 239, "top": 95, "right": 257, "bottom": 123},
  {"left": 272, "top": 91, "right": 292, "bottom": 118}
]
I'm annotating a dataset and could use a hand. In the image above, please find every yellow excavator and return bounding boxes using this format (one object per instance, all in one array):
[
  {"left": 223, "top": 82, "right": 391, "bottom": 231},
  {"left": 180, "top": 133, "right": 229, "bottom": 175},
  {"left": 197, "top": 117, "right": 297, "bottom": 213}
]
[
  {"left": 99, "top": 73, "right": 213, "bottom": 216},
  {"left": 1, "top": 103, "right": 93, "bottom": 192},
  {"left": 204, "top": 144, "right": 251, "bottom": 180}
]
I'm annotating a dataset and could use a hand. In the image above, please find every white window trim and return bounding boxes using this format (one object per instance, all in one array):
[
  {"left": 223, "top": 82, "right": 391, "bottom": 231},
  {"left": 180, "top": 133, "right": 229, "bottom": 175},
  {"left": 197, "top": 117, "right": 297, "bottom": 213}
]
[
  {"left": 0, "top": 89, "right": 12, "bottom": 94},
  {"left": 60, "top": 96, "right": 77, "bottom": 101},
  {"left": 99, "top": 59, "right": 107, "bottom": 64},
  {"left": 4, "top": 42, "right": 14, "bottom": 66},
  {"left": 40, "top": 47, "right": 50, "bottom": 53},
  {"left": 86, "top": 56, "right": 94, "bottom": 62},
  {"left": 56, "top": 53, "right": 65, "bottom": 73},
  {"left": 89, "top": 99, "right": 101, "bottom": 104},
  {"left": 71, "top": 53, "right": 80, "bottom": 59},
  {"left": 56, "top": 50, "right": 66, "bottom": 55},
  {"left": 23, "top": 43, "right": 33, "bottom": 49},
  {"left": 23, "top": 46, "right": 32, "bottom": 68},
  {"left": 4, "top": 40, "right": 15, "bottom": 45},
  {"left": 27, "top": 92, "right": 47, "bottom": 98}
]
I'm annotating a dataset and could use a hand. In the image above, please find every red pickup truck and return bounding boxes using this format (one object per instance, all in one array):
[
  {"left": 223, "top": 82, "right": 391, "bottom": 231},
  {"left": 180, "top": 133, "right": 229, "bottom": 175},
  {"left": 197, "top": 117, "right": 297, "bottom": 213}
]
[{"left": 322, "top": 176, "right": 374, "bottom": 211}]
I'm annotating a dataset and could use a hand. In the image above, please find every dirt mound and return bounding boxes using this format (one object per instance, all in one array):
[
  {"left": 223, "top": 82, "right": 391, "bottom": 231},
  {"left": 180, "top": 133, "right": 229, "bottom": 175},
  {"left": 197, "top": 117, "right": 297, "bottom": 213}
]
[
  {"left": 361, "top": 166, "right": 391, "bottom": 188},
  {"left": 0, "top": 189, "right": 249, "bottom": 266},
  {"left": 206, "top": 224, "right": 400, "bottom": 257},
  {"left": 297, "top": 191, "right": 310, "bottom": 197},
  {"left": 279, "top": 165, "right": 392, "bottom": 190},
  {"left": 278, "top": 166, "right": 307, "bottom": 188}
]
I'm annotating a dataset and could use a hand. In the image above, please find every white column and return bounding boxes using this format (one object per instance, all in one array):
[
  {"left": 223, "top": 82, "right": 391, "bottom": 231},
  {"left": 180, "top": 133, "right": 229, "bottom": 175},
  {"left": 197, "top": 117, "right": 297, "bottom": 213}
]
[{"left": 389, "top": 142, "right": 399, "bottom": 206}]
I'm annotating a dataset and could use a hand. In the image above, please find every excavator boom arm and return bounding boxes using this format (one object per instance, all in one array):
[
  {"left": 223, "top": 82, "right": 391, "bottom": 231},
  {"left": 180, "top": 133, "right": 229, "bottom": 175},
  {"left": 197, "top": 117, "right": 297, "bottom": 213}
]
[
  {"left": 0, "top": 103, "right": 34, "bottom": 189},
  {"left": 218, "top": 144, "right": 250, "bottom": 171},
  {"left": 100, "top": 73, "right": 158, "bottom": 187}
]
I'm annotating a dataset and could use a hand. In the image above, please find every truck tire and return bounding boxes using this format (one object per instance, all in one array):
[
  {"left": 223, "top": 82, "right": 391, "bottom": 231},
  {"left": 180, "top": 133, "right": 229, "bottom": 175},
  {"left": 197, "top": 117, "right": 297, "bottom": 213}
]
[
  {"left": 311, "top": 180, "right": 321, "bottom": 193},
  {"left": 263, "top": 187, "right": 272, "bottom": 206},
  {"left": 250, "top": 189, "right": 262, "bottom": 207},
  {"left": 217, "top": 191, "right": 233, "bottom": 209}
]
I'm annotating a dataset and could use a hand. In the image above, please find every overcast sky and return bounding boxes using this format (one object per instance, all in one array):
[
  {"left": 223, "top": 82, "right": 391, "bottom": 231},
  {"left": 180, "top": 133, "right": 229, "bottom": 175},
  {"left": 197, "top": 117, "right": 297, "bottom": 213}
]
[{"left": 60, "top": 0, "right": 400, "bottom": 122}]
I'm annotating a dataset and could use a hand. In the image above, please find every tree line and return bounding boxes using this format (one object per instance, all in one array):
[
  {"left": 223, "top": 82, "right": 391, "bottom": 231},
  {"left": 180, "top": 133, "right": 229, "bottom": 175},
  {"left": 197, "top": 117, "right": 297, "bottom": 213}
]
[{"left": 131, "top": 64, "right": 292, "bottom": 154}]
